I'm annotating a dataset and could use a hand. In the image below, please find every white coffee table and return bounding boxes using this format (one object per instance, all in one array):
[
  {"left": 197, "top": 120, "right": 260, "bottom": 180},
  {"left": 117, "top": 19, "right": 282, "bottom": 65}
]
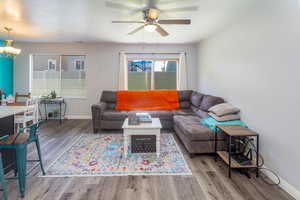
[{"left": 122, "top": 118, "right": 162, "bottom": 158}]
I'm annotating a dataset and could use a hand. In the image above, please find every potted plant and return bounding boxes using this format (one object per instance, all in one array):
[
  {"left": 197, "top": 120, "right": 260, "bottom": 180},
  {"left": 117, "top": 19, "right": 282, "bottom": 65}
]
[
  {"left": 41, "top": 90, "right": 57, "bottom": 100},
  {"left": 48, "top": 112, "right": 53, "bottom": 118},
  {"left": 50, "top": 90, "right": 57, "bottom": 99},
  {"left": 53, "top": 109, "right": 60, "bottom": 118}
]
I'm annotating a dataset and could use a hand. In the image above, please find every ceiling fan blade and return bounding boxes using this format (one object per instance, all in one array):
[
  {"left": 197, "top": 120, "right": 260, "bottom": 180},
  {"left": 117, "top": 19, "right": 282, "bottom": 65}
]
[
  {"left": 113, "top": 0, "right": 145, "bottom": 6},
  {"left": 155, "top": 24, "right": 169, "bottom": 37},
  {"left": 112, "top": 20, "right": 144, "bottom": 23},
  {"left": 129, "top": 10, "right": 144, "bottom": 18},
  {"left": 105, "top": 1, "right": 139, "bottom": 11},
  {"left": 131, "top": 0, "right": 146, "bottom": 5},
  {"left": 158, "top": 19, "right": 191, "bottom": 24},
  {"left": 128, "top": 25, "right": 145, "bottom": 35},
  {"left": 161, "top": 6, "right": 198, "bottom": 13},
  {"left": 147, "top": 0, "right": 159, "bottom": 8},
  {"left": 147, "top": 8, "right": 160, "bottom": 20},
  {"left": 157, "top": 0, "right": 194, "bottom": 5}
]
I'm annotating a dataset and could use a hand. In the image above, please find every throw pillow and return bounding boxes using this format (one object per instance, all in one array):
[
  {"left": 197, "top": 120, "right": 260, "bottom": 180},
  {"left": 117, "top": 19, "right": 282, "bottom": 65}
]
[
  {"left": 190, "top": 91, "right": 204, "bottom": 107},
  {"left": 200, "top": 95, "right": 224, "bottom": 111},
  {"left": 208, "top": 112, "right": 240, "bottom": 122},
  {"left": 208, "top": 103, "right": 240, "bottom": 117}
]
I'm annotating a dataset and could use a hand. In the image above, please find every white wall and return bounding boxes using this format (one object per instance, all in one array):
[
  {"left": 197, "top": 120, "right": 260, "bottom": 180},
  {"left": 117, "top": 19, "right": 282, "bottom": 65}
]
[
  {"left": 197, "top": 0, "right": 300, "bottom": 197},
  {"left": 14, "top": 42, "right": 198, "bottom": 117}
]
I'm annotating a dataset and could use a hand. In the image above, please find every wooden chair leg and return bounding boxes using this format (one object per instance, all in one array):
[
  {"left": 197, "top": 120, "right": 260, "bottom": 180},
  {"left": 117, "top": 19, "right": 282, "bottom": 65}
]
[
  {"left": 93, "top": 128, "right": 98, "bottom": 134},
  {"left": 16, "top": 123, "right": 20, "bottom": 133}
]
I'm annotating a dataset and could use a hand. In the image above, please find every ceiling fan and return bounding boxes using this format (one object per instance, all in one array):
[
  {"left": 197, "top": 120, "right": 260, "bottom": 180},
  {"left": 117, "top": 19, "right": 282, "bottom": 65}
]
[{"left": 111, "top": 7, "right": 191, "bottom": 37}]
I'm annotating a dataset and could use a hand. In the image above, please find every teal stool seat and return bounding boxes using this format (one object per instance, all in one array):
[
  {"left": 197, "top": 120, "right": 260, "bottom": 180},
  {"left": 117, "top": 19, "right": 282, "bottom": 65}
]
[
  {"left": 0, "top": 122, "right": 45, "bottom": 198},
  {"left": 0, "top": 154, "right": 8, "bottom": 200}
]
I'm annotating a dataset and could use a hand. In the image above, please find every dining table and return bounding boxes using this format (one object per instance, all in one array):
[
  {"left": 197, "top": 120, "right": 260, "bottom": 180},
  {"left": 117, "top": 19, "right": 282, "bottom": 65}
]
[{"left": 0, "top": 105, "right": 35, "bottom": 173}]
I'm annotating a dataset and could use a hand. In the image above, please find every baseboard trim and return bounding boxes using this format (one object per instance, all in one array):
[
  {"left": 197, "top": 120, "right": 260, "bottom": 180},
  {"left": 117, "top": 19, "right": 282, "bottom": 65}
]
[
  {"left": 262, "top": 166, "right": 300, "bottom": 199},
  {"left": 65, "top": 115, "right": 92, "bottom": 119}
]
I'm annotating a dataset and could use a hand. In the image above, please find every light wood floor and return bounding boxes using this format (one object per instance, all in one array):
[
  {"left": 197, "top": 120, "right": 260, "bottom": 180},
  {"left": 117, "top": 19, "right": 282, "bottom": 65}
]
[{"left": 7, "top": 120, "right": 294, "bottom": 200}]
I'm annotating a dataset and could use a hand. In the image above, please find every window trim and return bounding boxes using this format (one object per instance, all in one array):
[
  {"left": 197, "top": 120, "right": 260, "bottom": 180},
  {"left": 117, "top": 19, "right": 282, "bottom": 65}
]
[{"left": 127, "top": 58, "right": 179, "bottom": 62}]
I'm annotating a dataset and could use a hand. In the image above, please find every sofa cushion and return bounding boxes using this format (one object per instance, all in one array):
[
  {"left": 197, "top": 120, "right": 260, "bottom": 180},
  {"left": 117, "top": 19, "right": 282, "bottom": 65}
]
[
  {"left": 195, "top": 109, "right": 208, "bottom": 118},
  {"left": 190, "top": 105, "right": 199, "bottom": 113},
  {"left": 129, "top": 110, "right": 173, "bottom": 120},
  {"left": 179, "top": 101, "right": 191, "bottom": 109},
  {"left": 102, "top": 110, "right": 128, "bottom": 121},
  {"left": 190, "top": 92, "right": 204, "bottom": 107},
  {"left": 100, "top": 91, "right": 116, "bottom": 103},
  {"left": 178, "top": 90, "right": 193, "bottom": 101},
  {"left": 200, "top": 95, "right": 224, "bottom": 112},
  {"left": 174, "top": 115, "right": 224, "bottom": 141},
  {"left": 106, "top": 103, "right": 116, "bottom": 110},
  {"left": 172, "top": 109, "right": 196, "bottom": 116}
]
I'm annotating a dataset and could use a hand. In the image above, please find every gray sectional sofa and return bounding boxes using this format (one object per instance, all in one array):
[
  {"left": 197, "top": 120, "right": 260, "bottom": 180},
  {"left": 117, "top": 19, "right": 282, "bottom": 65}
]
[{"left": 91, "top": 90, "right": 226, "bottom": 155}]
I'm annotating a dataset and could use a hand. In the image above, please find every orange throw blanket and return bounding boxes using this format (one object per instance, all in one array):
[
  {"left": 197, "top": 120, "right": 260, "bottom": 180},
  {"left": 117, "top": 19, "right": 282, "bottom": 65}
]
[{"left": 116, "top": 90, "right": 179, "bottom": 110}]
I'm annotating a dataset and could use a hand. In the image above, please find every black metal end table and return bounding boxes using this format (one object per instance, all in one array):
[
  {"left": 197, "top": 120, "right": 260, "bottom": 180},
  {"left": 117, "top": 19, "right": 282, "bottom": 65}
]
[{"left": 215, "top": 124, "right": 259, "bottom": 178}]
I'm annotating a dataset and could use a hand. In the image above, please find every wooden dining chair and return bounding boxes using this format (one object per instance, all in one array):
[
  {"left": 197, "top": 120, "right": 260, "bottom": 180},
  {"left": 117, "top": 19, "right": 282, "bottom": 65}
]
[
  {"left": 15, "top": 93, "right": 31, "bottom": 103},
  {"left": 14, "top": 94, "right": 39, "bottom": 132},
  {"left": 6, "top": 92, "right": 31, "bottom": 106}
]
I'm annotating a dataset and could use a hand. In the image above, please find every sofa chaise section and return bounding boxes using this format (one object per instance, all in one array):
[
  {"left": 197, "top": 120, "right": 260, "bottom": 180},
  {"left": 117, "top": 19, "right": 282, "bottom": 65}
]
[{"left": 173, "top": 91, "right": 226, "bottom": 154}]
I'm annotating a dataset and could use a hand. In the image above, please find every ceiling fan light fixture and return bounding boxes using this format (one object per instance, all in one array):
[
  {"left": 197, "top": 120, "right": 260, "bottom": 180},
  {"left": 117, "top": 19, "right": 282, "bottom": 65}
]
[{"left": 144, "top": 24, "right": 157, "bottom": 32}]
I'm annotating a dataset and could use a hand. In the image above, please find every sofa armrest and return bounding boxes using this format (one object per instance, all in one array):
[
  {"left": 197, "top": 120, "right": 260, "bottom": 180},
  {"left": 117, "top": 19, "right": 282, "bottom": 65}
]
[
  {"left": 91, "top": 102, "right": 107, "bottom": 133},
  {"left": 92, "top": 102, "right": 107, "bottom": 112}
]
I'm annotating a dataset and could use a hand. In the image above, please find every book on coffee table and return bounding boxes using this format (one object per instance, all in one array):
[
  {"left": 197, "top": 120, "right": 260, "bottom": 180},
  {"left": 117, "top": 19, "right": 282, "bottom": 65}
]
[
  {"left": 128, "top": 117, "right": 140, "bottom": 125},
  {"left": 136, "top": 112, "right": 152, "bottom": 123}
]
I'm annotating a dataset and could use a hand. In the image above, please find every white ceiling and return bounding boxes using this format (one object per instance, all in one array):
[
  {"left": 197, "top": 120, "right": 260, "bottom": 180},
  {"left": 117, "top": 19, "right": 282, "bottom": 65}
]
[{"left": 0, "top": 0, "right": 257, "bottom": 44}]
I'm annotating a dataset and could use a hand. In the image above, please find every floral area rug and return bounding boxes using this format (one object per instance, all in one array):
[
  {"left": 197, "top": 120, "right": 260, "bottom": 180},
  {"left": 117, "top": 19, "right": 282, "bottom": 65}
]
[{"left": 44, "top": 134, "right": 192, "bottom": 177}]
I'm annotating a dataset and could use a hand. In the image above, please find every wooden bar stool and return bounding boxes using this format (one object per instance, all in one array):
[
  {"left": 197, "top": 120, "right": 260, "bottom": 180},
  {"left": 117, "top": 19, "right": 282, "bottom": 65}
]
[
  {"left": 0, "top": 154, "right": 8, "bottom": 200},
  {"left": 0, "top": 121, "right": 45, "bottom": 198}
]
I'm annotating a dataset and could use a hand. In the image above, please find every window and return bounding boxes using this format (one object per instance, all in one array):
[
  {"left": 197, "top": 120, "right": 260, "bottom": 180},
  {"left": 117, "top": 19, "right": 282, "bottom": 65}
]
[
  {"left": 30, "top": 55, "right": 86, "bottom": 98},
  {"left": 128, "top": 59, "right": 177, "bottom": 90}
]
